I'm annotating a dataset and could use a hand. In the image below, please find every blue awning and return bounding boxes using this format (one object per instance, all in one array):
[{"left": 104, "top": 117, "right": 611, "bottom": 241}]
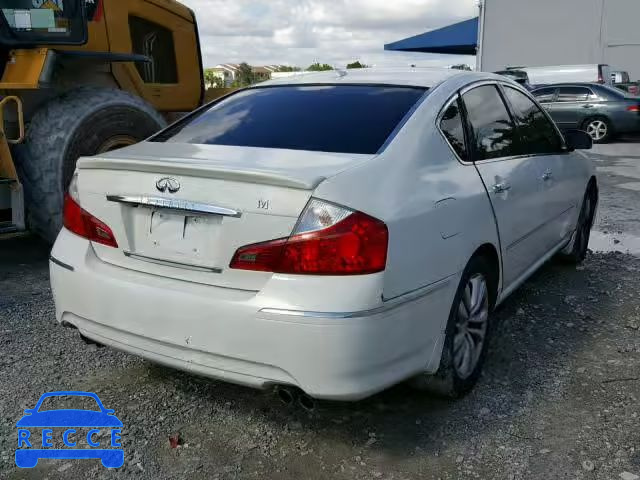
[{"left": 384, "top": 17, "right": 478, "bottom": 55}]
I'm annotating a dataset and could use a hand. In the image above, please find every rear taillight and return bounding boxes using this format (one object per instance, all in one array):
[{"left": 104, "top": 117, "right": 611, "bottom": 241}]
[
  {"left": 230, "top": 199, "right": 388, "bottom": 275},
  {"left": 627, "top": 105, "right": 640, "bottom": 113},
  {"left": 63, "top": 175, "right": 118, "bottom": 248}
]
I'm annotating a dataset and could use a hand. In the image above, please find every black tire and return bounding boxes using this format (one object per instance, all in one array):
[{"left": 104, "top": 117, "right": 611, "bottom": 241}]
[
  {"left": 15, "top": 87, "right": 166, "bottom": 243},
  {"left": 411, "top": 256, "right": 496, "bottom": 398},
  {"left": 558, "top": 183, "right": 598, "bottom": 263},
  {"left": 582, "top": 117, "right": 613, "bottom": 144}
]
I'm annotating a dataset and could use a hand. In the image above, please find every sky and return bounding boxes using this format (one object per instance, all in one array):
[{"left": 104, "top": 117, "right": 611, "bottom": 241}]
[{"left": 181, "top": 0, "right": 478, "bottom": 70}]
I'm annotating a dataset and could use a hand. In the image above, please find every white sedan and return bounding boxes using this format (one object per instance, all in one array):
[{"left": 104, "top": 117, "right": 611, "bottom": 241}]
[{"left": 50, "top": 68, "right": 597, "bottom": 402}]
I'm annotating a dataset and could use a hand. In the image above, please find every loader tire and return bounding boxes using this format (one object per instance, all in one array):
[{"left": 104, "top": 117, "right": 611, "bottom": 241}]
[{"left": 16, "top": 87, "right": 166, "bottom": 243}]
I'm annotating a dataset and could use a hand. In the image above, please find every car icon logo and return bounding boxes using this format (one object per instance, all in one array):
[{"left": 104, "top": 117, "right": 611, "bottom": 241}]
[
  {"left": 15, "top": 391, "right": 124, "bottom": 469},
  {"left": 156, "top": 177, "right": 180, "bottom": 194}
]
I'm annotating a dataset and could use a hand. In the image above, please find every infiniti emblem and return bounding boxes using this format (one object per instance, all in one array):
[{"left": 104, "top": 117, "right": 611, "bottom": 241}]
[{"left": 156, "top": 177, "right": 180, "bottom": 194}]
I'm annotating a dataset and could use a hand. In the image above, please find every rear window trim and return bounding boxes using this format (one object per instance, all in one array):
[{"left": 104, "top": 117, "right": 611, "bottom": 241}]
[{"left": 150, "top": 83, "right": 430, "bottom": 154}]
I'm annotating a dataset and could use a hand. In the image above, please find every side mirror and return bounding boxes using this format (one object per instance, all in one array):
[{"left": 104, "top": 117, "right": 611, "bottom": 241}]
[
  {"left": 564, "top": 129, "right": 593, "bottom": 151},
  {"left": 105, "top": 409, "right": 115, "bottom": 415},
  {"left": 23, "top": 409, "right": 35, "bottom": 415}
]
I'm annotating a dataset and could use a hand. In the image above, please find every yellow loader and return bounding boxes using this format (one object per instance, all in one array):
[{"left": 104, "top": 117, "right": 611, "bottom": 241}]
[{"left": 0, "top": 0, "right": 204, "bottom": 242}]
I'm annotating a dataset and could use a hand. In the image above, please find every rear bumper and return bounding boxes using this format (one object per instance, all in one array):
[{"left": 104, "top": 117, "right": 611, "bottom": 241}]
[{"left": 50, "top": 229, "right": 455, "bottom": 401}]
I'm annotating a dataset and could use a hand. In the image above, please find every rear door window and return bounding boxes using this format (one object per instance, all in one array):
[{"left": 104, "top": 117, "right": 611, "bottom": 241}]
[
  {"left": 532, "top": 87, "right": 557, "bottom": 103},
  {"left": 154, "top": 85, "right": 427, "bottom": 154},
  {"left": 503, "top": 87, "right": 563, "bottom": 155},
  {"left": 461, "top": 85, "right": 519, "bottom": 161},
  {"left": 556, "top": 87, "right": 591, "bottom": 102},
  {"left": 439, "top": 98, "right": 468, "bottom": 161}
]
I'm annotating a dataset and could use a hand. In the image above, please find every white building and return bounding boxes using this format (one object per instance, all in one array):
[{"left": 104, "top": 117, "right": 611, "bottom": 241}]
[
  {"left": 386, "top": 0, "right": 640, "bottom": 80},
  {"left": 478, "top": 0, "right": 640, "bottom": 78},
  {"left": 210, "top": 64, "right": 282, "bottom": 87}
]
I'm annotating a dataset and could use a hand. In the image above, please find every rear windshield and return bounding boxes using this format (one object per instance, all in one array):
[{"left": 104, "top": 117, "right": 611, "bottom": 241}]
[
  {"left": 153, "top": 85, "right": 427, "bottom": 154},
  {"left": 599, "top": 84, "right": 635, "bottom": 99}
]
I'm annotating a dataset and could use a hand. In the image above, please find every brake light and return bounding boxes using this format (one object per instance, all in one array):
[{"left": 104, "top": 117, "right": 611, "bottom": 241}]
[
  {"left": 230, "top": 199, "right": 388, "bottom": 275},
  {"left": 627, "top": 105, "right": 640, "bottom": 112},
  {"left": 63, "top": 176, "right": 118, "bottom": 248}
]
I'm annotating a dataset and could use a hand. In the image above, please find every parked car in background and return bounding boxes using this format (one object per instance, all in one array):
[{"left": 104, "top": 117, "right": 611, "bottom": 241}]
[
  {"left": 494, "top": 70, "right": 532, "bottom": 90},
  {"left": 517, "top": 64, "right": 613, "bottom": 87},
  {"left": 611, "top": 70, "right": 639, "bottom": 96},
  {"left": 532, "top": 83, "right": 640, "bottom": 143},
  {"left": 50, "top": 69, "right": 597, "bottom": 402}
]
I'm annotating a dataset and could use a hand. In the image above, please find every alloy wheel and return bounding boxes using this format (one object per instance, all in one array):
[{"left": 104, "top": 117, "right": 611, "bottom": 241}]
[
  {"left": 453, "top": 274, "right": 490, "bottom": 380},
  {"left": 586, "top": 120, "right": 608, "bottom": 142}
]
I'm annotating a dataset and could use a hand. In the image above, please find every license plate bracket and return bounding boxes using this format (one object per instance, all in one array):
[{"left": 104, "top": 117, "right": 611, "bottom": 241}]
[{"left": 131, "top": 209, "right": 221, "bottom": 267}]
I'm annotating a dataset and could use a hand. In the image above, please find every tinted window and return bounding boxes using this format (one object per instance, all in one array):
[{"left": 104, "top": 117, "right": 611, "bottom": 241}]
[
  {"left": 439, "top": 98, "right": 468, "bottom": 161},
  {"left": 130, "top": 16, "right": 178, "bottom": 84},
  {"left": 556, "top": 87, "right": 591, "bottom": 102},
  {"left": 532, "top": 87, "right": 557, "bottom": 103},
  {"left": 462, "top": 85, "right": 518, "bottom": 161},
  {"left": 156, "top": 86, "right": 426, "bottom": 154},
  {"left": 503, "top": 87, "right": 563, "bottom": 155}
]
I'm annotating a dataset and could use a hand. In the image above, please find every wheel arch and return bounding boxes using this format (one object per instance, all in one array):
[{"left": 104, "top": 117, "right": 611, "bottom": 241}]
[{"left": 470, "top": 243, "right": 501, "bottom": 308}]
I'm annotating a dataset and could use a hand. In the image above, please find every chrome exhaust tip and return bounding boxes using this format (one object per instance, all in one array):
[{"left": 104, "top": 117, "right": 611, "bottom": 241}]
[
  {"left": 297, "top": 393, "right": 316, "bottom": 412},
  {"left": 80, "top": 334, "right": 105, "bottom": 348},
  {"left": 275, "top": 386, "right": 297, "bottom": 406}
]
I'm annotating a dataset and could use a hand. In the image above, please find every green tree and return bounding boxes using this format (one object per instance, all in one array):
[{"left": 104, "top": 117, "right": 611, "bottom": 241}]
[
  {"left": 278, "top": 65, "right": 301, "bottom": 72},
  {"left": 346, "top": 61, "right": 368, "bottom": 69},
  {"left": 235, "top": 62, "right": 256, "bottom": 87},
  {"left": 204, "top": 69, "right": 225, "bottom": 88},
  {"left": 307, "top": 63, "right": 334, "bottom": 72}
]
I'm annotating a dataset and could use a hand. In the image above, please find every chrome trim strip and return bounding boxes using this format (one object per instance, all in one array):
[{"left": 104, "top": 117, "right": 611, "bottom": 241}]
[
  {"left": 260, "top": 276, "right": 453, "bottom": 319},
  {"left": 107, "top": 195, "right": 242, "bottom": 218},
  {"left": 50, "top": 255, "right": 74, "bottom": 272},
  {"left": 123, "top": 251, "right": 223, "bottom": 273}
]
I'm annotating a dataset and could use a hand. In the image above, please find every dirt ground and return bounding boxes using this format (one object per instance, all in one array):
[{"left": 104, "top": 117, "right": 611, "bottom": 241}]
[{"left": 1, "top": 143, "right": 639, "bottom": 480}]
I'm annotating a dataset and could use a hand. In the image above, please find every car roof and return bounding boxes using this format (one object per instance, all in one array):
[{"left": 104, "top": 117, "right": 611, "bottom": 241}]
[{"left": 258, "top": 67, "right": 477, "bottom": 89}]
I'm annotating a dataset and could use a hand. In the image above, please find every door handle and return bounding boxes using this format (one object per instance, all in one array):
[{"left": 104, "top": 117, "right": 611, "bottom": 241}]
[
  {"left": 582, "top": 104, "right": 595, "bottom": 109},
  {"left": 492, "top": 182, "right": 512, "bottom": 194},
  {"left": 542, "top": 169, "right": 553, "bottom": 181}
]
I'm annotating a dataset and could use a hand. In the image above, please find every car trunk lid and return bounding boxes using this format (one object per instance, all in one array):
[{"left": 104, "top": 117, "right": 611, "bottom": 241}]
[{"left": 75, "top": 142, "right": 374, "bottom": 291}]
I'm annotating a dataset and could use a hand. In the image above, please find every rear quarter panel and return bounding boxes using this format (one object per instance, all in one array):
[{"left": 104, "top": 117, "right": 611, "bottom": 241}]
[
  {"left": 606, "top": 101, "right": 640, "bottom": 133},
  {"left": 314, "top": 77, "right": 501, "bottom": 301}
]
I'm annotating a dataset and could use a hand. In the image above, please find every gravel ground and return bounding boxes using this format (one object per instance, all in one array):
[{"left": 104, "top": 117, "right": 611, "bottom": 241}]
[{"left": 1, "top": 143, "right": 639, "bottom": 480}]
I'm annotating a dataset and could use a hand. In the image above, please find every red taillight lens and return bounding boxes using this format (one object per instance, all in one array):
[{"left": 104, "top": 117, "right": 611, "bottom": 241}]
[
  {"left": 63, "top": 193, "right": 118, "bottom": 248},
  {"left": 627, "top": 105, "right": 640, "bottom": 113},
  {"left": 230, "top": 204, "right": 388, "bottom": 275}
]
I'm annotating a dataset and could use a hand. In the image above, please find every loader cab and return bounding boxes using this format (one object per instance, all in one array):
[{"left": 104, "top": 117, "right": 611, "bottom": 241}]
[{"left": 0, "top": 0, "right": 88, "bottom": 46}]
